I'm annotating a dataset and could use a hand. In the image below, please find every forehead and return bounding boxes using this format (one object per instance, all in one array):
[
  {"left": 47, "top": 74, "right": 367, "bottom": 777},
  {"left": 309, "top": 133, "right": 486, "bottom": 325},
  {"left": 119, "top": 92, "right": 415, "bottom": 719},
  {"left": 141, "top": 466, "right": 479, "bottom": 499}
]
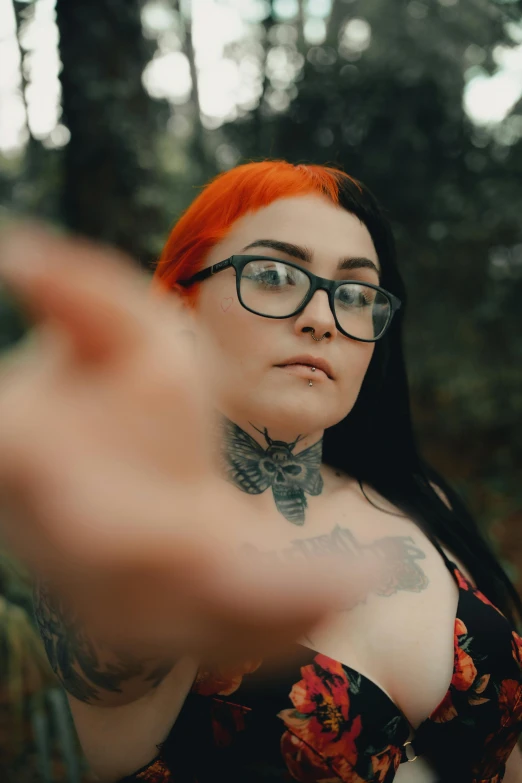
[{"left": 207, "top": 194, "right": 379, "bottom": 265}]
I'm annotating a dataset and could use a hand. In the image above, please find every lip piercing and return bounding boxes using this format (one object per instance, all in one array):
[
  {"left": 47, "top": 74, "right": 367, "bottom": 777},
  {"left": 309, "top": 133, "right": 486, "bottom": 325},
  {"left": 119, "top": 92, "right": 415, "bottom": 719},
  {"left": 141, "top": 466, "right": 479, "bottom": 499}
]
[{"left": 309, "top": 367, "right": 316, "bottom": 387}]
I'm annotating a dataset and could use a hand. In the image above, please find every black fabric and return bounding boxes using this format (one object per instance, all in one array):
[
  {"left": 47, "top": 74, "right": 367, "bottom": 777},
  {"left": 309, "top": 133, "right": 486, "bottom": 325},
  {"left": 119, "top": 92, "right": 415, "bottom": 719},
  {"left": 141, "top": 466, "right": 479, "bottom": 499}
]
[{"left": 121, "top": 546, "right": 522, "bottom": 783}]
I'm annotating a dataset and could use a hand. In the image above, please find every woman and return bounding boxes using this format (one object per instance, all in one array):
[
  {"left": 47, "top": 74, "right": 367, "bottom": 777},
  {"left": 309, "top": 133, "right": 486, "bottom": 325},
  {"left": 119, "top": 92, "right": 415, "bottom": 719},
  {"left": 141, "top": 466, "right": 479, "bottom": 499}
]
[{"left": 0, "top": 161, "right": 521, "bottom": 783}]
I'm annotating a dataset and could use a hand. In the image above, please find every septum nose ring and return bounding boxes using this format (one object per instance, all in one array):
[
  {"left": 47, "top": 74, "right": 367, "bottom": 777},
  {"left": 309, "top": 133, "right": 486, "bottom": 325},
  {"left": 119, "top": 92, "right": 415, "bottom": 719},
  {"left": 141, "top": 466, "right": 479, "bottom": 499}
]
[{"left": 310, "top": 329, "right": 326, "bottom": 342}]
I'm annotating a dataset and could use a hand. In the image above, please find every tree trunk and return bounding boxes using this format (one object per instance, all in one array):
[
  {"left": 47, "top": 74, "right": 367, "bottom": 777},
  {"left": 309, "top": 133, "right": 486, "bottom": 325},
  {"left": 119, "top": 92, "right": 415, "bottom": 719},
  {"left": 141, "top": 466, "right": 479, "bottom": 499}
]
[
  {"left": 11, "top": 1, "right": 33, "bottom": 142},
  {"left": 254, "top": 0, "right": 277, "bottom": 153},
  {"left": 11, "top": 0, "right": 50, "bottom": 216},
  {"left": 326, "top": 0, "right": 348, "bottom": 48},
  {"left": 55, "top": 0, "right": 167, "bottom": 268},
  {"left": 296, "top": 0, "right": 306, "bottom": 52},
  {"left": 180, "top": 6, "right": 210, "bottom": 176}
]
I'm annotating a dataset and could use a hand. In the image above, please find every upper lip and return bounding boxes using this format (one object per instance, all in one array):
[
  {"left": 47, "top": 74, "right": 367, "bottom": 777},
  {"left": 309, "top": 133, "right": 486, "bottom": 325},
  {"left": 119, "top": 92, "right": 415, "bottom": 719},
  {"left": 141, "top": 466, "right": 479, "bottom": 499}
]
[{"left": 276, "top": 355, "right": 334, "bottom": 379}]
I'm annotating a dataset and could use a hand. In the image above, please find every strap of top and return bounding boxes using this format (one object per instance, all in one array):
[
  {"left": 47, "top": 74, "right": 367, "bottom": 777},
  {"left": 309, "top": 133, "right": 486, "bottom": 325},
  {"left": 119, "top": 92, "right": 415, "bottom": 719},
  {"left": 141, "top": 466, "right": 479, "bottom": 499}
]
[{"left": 428, "top": 534, "right": 458, "bottom": 573}]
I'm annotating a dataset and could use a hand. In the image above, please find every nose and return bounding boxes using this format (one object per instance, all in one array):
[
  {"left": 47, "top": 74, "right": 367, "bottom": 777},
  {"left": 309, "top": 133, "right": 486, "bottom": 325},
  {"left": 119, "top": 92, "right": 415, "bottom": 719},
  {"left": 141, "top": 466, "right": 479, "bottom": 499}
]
[{"left": 293, "top": 289, "right": 336, "bottom": 342}]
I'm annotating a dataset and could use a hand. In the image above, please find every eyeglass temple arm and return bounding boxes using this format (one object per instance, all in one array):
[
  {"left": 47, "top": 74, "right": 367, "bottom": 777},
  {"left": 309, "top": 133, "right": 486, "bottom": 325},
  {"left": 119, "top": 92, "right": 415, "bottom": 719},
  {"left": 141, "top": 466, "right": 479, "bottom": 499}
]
[{"left": 178, "top": 258, "right": 233, "bottom": 287}]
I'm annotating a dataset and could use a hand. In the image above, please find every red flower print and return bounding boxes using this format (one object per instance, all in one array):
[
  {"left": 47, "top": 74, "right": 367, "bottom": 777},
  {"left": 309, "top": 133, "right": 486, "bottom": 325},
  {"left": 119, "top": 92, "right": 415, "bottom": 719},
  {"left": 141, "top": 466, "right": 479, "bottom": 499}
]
[
  {"left": 432, "top": 666, "right": 489, "bottom": 723},
  {"left": 452, "top": 619, "right": 477, "bottom": 692},
  {"left": 280, "top": 729, "right": 370, "bottom": 783},
  {"left": 430, "top": 690, "right": 458, "bottom": 723},
  {"left": 512, "top": 632, "right": 522, "bottom": 669},
  {"left": 371, "top": 745, "right": 401, "bottom": 782},
  {"left": 135, "top": 758, "right": 173, "bottom": 782},
  {"left": 192, "top": 658, "right": 262, "bottom": 697},
  {"left": 454, "top": 568, "right": 470, "bottom": 591},
  {"left": 473, "top": 587, "right": 505, "bottom": 617},
  {"left": 278, "top": 654, "right": 373, "bottom": 781},
  {"left": 454, "top": 568, "right": 505, "bottom": 617},
  {"left": 473, "top": 725, "right": 521, "bottom": 779},
  {"left": 431, "top": 619, "right": 486, "bottom": 723},
  {"left": 210, "top": 698, "right": 251, "bottom": 748},
  {"left": 497, "top": 679, "right": 522, "bottom": 726},
  {"left": 454, "top": 617, "right": 467, "bottom": 635},
  {"left": 279, "top": 655, "right": 356, "bottom": 750},
  {"left": 468, "top": 673, "right": 490, "bottom": 707},
  {"left": 280, "top": 730, "right": 344, "bottom": 783}
]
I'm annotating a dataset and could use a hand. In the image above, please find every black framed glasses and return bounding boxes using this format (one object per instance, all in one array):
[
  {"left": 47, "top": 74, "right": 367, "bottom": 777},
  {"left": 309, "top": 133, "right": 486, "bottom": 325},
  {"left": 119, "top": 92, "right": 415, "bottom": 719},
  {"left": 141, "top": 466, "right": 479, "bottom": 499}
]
[{"left": 178, "top": 255, "right": 402, "bottom": 343}]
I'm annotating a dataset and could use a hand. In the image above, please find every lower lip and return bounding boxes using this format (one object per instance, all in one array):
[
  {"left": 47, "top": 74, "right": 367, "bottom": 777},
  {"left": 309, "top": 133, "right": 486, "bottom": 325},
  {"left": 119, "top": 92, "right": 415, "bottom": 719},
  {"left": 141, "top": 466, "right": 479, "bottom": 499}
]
[{"left": 276, "top": 364, "right": 329, "bottom": 380}]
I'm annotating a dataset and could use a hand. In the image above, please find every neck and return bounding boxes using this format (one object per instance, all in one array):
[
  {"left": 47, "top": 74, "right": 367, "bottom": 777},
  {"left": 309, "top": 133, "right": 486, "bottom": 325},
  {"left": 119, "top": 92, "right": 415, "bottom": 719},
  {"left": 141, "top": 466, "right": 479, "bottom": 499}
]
[{"left": 217, "top": 415, "right": 325, "bottom": 526}]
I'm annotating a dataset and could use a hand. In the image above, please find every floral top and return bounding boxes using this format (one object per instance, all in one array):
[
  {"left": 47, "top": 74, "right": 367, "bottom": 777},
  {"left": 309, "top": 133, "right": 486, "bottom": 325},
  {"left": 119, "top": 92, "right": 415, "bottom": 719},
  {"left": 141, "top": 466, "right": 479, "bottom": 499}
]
[{"left": 120, "top": 547, "right": 522, "bottom": 783}]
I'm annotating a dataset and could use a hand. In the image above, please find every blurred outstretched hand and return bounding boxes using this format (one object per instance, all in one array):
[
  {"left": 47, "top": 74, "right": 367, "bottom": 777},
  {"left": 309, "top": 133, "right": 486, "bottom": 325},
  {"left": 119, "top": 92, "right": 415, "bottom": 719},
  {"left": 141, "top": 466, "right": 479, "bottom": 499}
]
[{"left": 0, "top": 227, "right": 378, "bottom": 664}]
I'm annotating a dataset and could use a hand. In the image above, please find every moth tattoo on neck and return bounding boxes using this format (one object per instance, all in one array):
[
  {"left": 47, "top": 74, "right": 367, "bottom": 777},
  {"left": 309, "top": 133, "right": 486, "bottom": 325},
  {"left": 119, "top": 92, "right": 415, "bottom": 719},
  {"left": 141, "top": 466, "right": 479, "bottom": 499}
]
[{"left": 221, "top": 419, "right": 323, "bottom": 525}]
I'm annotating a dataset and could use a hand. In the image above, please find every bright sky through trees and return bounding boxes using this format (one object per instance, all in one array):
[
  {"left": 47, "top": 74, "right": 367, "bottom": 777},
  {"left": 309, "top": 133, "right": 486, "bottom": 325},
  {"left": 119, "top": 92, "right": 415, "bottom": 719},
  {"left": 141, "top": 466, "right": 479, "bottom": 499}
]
[{"left": 0, "top": 0, "right": 521, "bottom": 155}]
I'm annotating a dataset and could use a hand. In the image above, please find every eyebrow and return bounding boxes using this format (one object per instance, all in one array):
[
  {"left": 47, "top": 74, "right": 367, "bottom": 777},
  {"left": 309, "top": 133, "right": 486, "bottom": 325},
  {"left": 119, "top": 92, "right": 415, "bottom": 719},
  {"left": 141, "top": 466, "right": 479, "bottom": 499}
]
[{"left": 241, "top": 239, "right": 381, "bottom": 279}]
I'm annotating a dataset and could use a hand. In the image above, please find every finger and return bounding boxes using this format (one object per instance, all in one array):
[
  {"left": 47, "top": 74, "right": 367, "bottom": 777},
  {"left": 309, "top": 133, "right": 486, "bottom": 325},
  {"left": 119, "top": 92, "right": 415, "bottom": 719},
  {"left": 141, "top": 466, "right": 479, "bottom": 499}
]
[{"left": 0, "top": 226, "right": 175, "bottom": 364}]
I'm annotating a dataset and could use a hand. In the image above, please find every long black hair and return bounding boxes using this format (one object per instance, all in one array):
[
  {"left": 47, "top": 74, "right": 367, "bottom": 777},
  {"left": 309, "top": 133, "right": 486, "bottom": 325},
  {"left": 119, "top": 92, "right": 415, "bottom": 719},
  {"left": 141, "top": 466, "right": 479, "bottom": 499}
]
[{"left": 322, "top": 170, "right": 522, "bottom": 629}]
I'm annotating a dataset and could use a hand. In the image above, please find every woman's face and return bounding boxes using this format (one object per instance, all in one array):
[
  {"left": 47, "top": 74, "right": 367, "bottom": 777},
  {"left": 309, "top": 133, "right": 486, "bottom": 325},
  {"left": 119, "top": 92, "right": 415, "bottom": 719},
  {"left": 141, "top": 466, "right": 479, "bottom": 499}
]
[{"left": 190, "top": 195, "right": 380, "bottom": 442}]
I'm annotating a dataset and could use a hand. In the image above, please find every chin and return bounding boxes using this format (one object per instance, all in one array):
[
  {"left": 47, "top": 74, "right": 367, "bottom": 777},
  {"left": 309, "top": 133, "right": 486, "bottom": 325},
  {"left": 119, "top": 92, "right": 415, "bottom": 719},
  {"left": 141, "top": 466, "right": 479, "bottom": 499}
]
[{"left": 249, "top": 388, "right": 347, "bottom": 438}]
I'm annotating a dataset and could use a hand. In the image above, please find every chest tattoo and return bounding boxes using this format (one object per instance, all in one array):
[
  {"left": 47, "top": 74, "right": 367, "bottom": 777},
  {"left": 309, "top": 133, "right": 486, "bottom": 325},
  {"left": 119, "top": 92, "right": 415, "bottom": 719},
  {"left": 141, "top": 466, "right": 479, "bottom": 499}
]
[{"left": 241, "top": 525, "right": 429, "bottom": 599}]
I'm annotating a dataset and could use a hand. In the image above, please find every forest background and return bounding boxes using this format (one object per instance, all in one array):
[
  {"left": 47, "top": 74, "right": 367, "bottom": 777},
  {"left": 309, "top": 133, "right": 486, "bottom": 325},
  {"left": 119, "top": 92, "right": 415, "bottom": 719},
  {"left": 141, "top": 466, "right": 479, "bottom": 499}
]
[{"left": 0, "top": 0, "right": 521, "bottom": 779}]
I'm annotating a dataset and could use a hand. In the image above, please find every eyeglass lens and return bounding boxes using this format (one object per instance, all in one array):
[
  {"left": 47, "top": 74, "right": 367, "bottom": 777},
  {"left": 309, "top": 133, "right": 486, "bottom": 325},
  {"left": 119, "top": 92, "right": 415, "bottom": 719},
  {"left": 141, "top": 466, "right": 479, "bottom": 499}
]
[{"left": 240, "top": 259, "right": 390, "bottom": 340}]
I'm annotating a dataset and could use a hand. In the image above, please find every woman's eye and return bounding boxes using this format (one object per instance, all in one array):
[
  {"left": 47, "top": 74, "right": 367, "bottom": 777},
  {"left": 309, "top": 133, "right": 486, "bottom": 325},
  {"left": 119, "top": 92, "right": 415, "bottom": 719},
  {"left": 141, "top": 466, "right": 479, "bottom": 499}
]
[
  {"left": 259, "top": 270, "right": 282, "bottom": 283},
  {"left": 253, "top": 269, "right": 280, "bottom": 284},
  {"left": 338, "top": 288, "right": 373, "bottom": 306},
  {"left": 257, "top": 268, "right": 295, "bottom": 285},
  {"left": 339, "top": 290, "right": 356, "bottom": 304}
]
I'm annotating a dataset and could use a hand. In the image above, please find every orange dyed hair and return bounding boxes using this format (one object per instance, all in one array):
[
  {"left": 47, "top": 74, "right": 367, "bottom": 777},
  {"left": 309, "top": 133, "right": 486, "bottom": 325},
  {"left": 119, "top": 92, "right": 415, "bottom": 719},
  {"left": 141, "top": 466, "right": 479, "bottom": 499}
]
[{"left": 152, "top": 160, "right": 362, "bottom": 304}]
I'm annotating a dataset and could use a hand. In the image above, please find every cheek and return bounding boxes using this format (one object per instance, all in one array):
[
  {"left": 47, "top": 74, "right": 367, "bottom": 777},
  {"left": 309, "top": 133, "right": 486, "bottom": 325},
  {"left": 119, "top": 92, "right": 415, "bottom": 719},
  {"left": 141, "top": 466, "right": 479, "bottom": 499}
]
[
  {"left": 197, "top": 286, "right": 264, "bottom": 362},
  {"left": 196, "top": 280, "right": 240, "bottom": 334},
  {"left": 220, "top": 296, "right": 234, "bottom": 313},
  {"left": 214, "top": 294, "right": 253, "bottom": 339}
]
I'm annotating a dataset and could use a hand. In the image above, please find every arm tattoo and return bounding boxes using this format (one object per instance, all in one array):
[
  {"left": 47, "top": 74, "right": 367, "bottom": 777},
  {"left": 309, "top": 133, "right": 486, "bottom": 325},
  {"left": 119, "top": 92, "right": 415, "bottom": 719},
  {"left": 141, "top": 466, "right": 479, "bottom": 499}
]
[
  {"left": 33, "top": 581, "right": 173, "bottom": 704},
  {"left": 220, "top": 418, "right": 323, "bottom": 525},
  {"left": 241, "top": 525, "right": 429, "bottom": 602}
]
